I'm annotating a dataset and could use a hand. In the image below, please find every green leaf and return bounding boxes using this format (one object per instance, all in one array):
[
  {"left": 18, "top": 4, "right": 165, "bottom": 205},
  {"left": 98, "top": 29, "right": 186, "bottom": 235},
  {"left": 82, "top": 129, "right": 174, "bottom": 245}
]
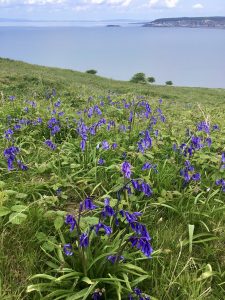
[
  {"left": 0, "top": 206, "right": 11, "bottom": 217},
  {"left": 188, "top": 224, "right": 195, "bottom": 254},
  {"left": 11, "top": 205, "right": 27, "bottom": 212},
  {"left": 15, "top": 193, "right": 28, "bottom": 199},
  {"left": 8, "top": 212, "right": 27, "bottom": 224},
  {"left": 66, "top": 282, "right": 99, "bottom": 300},
  {"left": 54, "top": 216, "right": 64, "bottom": 230}
]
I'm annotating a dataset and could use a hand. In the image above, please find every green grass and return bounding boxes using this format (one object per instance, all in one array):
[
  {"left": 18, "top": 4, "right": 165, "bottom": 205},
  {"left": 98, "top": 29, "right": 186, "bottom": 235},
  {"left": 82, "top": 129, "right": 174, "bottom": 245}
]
[{"left": 0, "top": 57, "right": 225, "bottom": 299}]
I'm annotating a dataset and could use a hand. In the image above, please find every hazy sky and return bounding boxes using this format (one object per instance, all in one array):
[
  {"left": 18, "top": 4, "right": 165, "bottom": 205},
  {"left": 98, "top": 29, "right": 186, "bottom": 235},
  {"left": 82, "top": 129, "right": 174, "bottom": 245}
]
[{"left": 0, "top": 0, "right": 225, "bottom": 20}]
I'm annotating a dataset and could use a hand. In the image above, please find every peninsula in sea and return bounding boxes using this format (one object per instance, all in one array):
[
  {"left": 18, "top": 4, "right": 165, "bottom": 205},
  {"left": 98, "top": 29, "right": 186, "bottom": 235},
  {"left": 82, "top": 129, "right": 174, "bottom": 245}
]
[{"left": 143, "top": 17, "right": 225, "bottom": 29}]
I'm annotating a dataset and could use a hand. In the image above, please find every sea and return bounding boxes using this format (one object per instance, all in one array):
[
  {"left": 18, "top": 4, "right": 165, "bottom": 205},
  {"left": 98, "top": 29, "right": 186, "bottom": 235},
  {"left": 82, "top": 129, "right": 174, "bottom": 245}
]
[{"left": 0, "top": 20, "right": 225, "bottom": 88}]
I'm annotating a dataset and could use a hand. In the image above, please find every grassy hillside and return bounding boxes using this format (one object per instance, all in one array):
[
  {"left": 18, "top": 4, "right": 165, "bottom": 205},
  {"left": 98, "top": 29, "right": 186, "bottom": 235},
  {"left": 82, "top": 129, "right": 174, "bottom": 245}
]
[
  {"left": 0, "top": 58, "right": 225, "bottom": 300},
  {"left": 1, "top": 57, "right": 225, "bottom": 104}
]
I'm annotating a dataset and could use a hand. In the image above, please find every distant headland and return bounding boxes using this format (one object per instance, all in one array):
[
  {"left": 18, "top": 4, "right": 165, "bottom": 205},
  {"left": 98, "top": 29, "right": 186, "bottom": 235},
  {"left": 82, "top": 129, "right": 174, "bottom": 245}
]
[{"left": 143, "top": 17, "right": 225, "bottom": 29}]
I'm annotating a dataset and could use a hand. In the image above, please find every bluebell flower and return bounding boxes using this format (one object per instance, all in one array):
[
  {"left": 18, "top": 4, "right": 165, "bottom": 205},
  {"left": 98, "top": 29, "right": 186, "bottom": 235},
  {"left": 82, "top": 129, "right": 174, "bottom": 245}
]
[
  {"left": 141, "top": 182, "right": 153, "bottom": 197},
  {"left": 101, "top": 198, "right": 115, "bottom": 218},
  {"left": 111, "top": 143, "right": 118, "bottom": 149},
  {"left": 4, "top": 128, "right": 14, "bottom": 140},
  {"left": 134, "top": 287, "right": 142, "bottom": 296},
  {"left": 221, "top": 153, "right": 225, "bottom": 164},
  {"left": 192, "top": 173, "right": 201, "bottom": 181},
  {"left": 212, "top": 124, "right": 219, "bottom": 130},
  {"left": 129, "top": 111, "right": 133, "bottom": 123},
  {"left": 79, "top": 232, "right": 89, "bottom": 248},
  {"left": 80, "top": 139, "right": 86, "bottom": 152},
  {"left": 44, "top": 140, "right": 57, "bottom": 150},
  {"left": 98, "top": 158, "right": 105, "bottom": 165},
  {"left": 120, "top": 210, "right": 142, "bottom": 224},
  {"left": 94, "top": 222, "right": 112, "bottom": 235},
  {"left": 129, "top": 236, "right": 153, "bottom": 258},
  {"left": 83, "top": 197, "right": 98, "bottom": 210},
  {"left": 65, "top": 215, "right": 77, "bottom": 232},
  {"left": 3, "top": 146, "right": 20, "bottom": 171},
  {"left": 63, "top": 243, "right": 73, "bottom": 256},
  {"left": 92, "top": 289, "right": 104, "bottom": 300},
  {"left": 17, "top": 160, "right": 28, "bottom": 171},
  {"left": 107, "top": 255, "right": 124, "bottom": 264},
  {"left": 51, "top": 125, "right": 60, "bottom": 136},
  {"left": 142, "top": 162, "right": 152, "bottom": 170},
  {"left": 121, "top": 161, "right": 132, "bottom": 178},
  {"left": 205, "top": 137, "right": 212, "bottom": 147},
  {"left": 14, "top": 124, "right": 21, "bottom": 130},
  {"left": 102, "top": 140, "right": 110, "bottom": 150},
  {"left": 197, "top": 121, "right": 210, "bottom": 134},
  {"left": 56, "top": 188, "right": 62, "bottom": 196},
  {"left": 54, "top": 100, "right": 61, "bottom": 107},
  {"left": 9, "top": 95, "right": 15, "bottom": 101}
]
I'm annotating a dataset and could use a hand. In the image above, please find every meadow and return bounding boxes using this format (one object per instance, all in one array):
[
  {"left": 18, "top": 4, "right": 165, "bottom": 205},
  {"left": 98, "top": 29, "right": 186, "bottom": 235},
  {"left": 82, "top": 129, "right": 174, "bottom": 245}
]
[{"left": 0, "top": 58, "right": 225, "bottom": 300}]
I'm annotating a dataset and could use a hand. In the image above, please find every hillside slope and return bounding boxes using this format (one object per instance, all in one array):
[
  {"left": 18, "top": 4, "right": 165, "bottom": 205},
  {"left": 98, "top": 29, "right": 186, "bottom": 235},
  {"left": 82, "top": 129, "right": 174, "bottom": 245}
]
[{"left": 1, "top": 57, "right": 225, "bottom": 104}]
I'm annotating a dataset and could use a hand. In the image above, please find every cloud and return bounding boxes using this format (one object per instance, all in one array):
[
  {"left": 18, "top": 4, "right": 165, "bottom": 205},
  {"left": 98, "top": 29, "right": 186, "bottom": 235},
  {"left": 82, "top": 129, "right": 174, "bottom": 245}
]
[
  {"left": 149, "top": 0, "right": 179, "bottom": 8},
  {"left": 193, "top": 3, "right": 204, "bottom": 9},
  {"left": 84, "top": 0, "right": 132, "bottom": 7}
]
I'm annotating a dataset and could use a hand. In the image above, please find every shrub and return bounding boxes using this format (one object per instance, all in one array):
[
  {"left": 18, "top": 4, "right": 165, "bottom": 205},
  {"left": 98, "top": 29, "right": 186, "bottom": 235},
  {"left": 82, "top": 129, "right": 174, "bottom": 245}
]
[
  {"left": 130, "top": 72, "right": 147, "bottom": 84},
  {"left": 165, "top": 80, "right": 173, "bottom": 86},
  {"left": 86, "top": 69, "right": 97, "bottom": 75},
  {"left": 147, "top": 77, "right": 155, "bottom": 84}
]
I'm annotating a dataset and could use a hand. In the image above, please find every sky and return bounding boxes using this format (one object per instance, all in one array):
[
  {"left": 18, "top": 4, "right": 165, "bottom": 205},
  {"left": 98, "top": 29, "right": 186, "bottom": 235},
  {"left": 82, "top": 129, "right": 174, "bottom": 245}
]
[{"left": 0, "top": 0, "right": 225, "bottom": 21}]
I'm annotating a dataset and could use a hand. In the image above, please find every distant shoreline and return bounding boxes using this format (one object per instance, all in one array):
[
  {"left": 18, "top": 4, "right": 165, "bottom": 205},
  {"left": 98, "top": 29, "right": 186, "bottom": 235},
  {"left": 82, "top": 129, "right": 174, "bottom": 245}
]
[{"left": 143, "top": 16, "right": 225, "bottom": 29}]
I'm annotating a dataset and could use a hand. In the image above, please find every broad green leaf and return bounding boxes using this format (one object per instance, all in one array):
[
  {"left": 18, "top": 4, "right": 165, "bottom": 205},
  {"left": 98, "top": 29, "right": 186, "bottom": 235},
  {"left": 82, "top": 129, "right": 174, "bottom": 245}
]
[
  {"left": 54, "top": 216, "right": 64, "bottom": 230},
  {"left": 0, "top": 206, "right": 11, "bottom": 217},
  {"left": 11, "top": 205, "right": 27, "bottom": 212},
  {"left": 8, "top": 212, "right": 27, "bottom": 224}
]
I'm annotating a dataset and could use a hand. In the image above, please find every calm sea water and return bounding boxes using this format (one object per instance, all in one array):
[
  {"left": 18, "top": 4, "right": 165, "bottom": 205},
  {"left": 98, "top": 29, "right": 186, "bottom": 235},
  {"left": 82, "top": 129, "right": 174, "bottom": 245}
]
[{"left": 0, "top": 24, "right": 225, "bottom": 88}]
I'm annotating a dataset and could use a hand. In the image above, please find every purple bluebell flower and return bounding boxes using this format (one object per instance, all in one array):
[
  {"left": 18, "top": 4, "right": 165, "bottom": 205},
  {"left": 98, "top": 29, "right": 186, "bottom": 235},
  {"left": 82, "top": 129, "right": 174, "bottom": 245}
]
[
  {"left": 121, "top": 161, "right": 132, "bottom": 178},
  {"left": 107, "top": 255, "right": 124, "bottom": 264},
  {"left": 14, "top": 124, "right": 21, "bottom": 130},
  {"left": 134, "top": 287, "right": 142, "bottom": 296},
  {"left": 98, "top": 158, "right": 105, "bottom": 165},
  {"left": 192, "top": 173, "right": 201, "bottom": 181},
  {"left": 3, "top": 146, "right": 20, "bottom": 171},
  {"left": 94, "top": 222, "right": 112, "bottom": 235},
  {"left": 111, "top": 143, "right": 118, "bottom": 149},
  {"left": 102, "top": 140, "right": 110, "bottom": 150},
  {"left": 221, "top": 153, "right": 225, "bottom": 164},
  {"left": 205, "top": 137, "right": 212, "bottom": 147},
  {"left": 130, "top": 236, "right": 153, "bottom": 258},
  {"left": 17, "top": 160, "right": 28, "bottom": 171},
  {"left": 92, "top": 289, "right": 103, "bottom": 300},
  {"left": 63, "top": 244, "right": 73, "bottom": 256},
  {"left": 142, "top": 162, "right": 152, "bottom": 170},
  {"left": 9, "top": 95, "right": 15, "bottom": 101},
  {"left": 54, "top": 100, "right": 61, "bottom": 107},
  {"left": 51, "top": 125, "right": 60, "bottom": 136},
  {"left": 197, "top": 121, "right": 210, "bottom": 134},
  {"left": 212, "top": 124, "right": 219, "bottom": 130},
  {"left": 101, "top": 198, "right": 115, "bottom": 218},
  {"left": 80, "top": 197, "right": 98, "bottom": 211},
  {"left": 4, "top": 129, "right": 14, "bottom": 140},
  {"left": 56, "top": 188, "right": 62, "bottom": 196},
  {"left": 80, "top": 139, "right": 86, "bottom": 152},
  {"left": 129, "top": 111, "right": 133, "bottom": 123},
  {"left": 215, "top": 179, "right": 225, "bottom": 186},
  {"left": 44, "top": 140, "right": 57, "bottom": 150},
  {"left": 65, "top": 215, "right": 77, "bottom": 232},
  {"left": 141, "top": 182, "right": 153, "bottom": 197},
  {"left": 120, "top": 210, "right": 142, "bottom": 224},
  {"left": 79, "top": 232, "right": 89, "bottom": 248}
]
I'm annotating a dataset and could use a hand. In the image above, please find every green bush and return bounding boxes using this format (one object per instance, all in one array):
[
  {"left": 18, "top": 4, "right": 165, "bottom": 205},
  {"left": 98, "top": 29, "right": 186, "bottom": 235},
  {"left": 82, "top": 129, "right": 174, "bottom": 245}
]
[{"left": 86, "top": 69, "right": 97, "bottom": 75}]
